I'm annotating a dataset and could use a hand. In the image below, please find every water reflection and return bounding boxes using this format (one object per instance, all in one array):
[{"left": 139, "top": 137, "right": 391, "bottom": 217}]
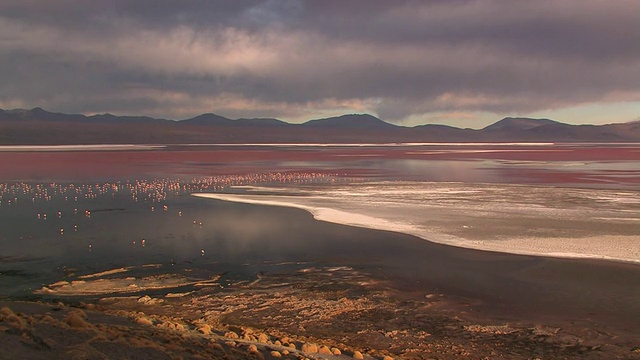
[{"left": 0, "top": 173, "right": 344, "bottom": 296}]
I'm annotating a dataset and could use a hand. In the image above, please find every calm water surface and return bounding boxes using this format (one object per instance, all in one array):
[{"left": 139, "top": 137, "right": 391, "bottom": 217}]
[{"left": 1, "top": 143, "right": 638, "bottom": 301}]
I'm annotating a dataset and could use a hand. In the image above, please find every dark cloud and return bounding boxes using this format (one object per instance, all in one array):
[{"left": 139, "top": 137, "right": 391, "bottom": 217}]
[{"left": 0, "top": 0, "right": 638, "bottom": 124}]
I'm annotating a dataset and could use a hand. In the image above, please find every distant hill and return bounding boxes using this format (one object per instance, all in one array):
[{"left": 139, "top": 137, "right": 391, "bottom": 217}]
[
  {"left": 0, "top": 107, "right": 87, "bottom": 122},
  {"left": 234, "top": 118, "right": 290, "bottom": 127},
  {"left": 181, "top": 113, "right": 234, "bottom": 126},
  {"left": 0, "top": 107, "right": 639, "bottom": 144},
  {"left": 173, "top": 113, "right": 290, "bottom": 127},
  {"left": 482, "top": 117, "right": 561, "bottom": 131},
  {"left": 89, "top": 113, "right": 167, "bottom": 125},
  {"left": 302, "top": 114, "right": 398, "bottom": 129}
]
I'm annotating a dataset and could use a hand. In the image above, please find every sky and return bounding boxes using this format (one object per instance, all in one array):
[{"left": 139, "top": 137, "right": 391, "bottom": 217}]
[{"left": 0, "top": 0, "right": 639, "bottom": 129}]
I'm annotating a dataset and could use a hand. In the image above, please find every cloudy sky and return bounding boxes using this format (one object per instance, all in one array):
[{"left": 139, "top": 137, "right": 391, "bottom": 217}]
[{"left": 1, "top": 0, "right": 638, "bottom": 128}]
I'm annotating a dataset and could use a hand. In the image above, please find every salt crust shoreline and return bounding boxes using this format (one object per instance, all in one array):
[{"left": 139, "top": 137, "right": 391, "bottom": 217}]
[
  {"left": 0, "top": 142, "right": 560, "bottom": 152},
  {"left": 193, "top": 186, "right": 640, "bottom": 265},
  {"left": 0, "top": 144, "right": 165, "bottom": 151}
]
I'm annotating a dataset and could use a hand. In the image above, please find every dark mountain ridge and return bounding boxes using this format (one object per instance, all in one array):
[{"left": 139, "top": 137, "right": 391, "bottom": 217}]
[
  {"left": 0, "top": 107, "right": 638, "bottom": 144},
  {"left": 482, "top": 117, "right": 561, "bottom": 131},
  {"left": 180, "top": 113, "right": 233, "bottom": 126},
  {"left": 302, "top": 114, "right": 399, "bottom": 129}
]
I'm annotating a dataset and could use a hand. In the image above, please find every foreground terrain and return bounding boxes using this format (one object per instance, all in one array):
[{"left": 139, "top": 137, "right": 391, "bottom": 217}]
[{"left": 3, "top": 263, "right": 640, "bottom": 360}]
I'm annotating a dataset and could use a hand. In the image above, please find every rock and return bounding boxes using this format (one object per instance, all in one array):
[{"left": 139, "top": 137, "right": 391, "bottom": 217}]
[
  {"left": 2, "top": 314, "right": 27, "bottom": 329},
  {"left": 159, "top": 321, "right": 185, "bottom": 331},
  {"left": 135, "top": 317, "right": 153, "bottom": 326},
  {"left": 197, "top": 324, "right": 212, "bottom": 335},
  {"left": 258, "top": 333, "right": 269, "bottom": 343},
  {"left": 248, "top": 344, "right": 259, "bottom": 353},
  {"left": 51, "top": 280, "right": 70, "bottom": 288},
  {"left": 282, "top": 350, "right": 290, "bottom": 355},
  {"left": 0, "top": 307, "right": 15, "bottom": 318},
  {"left": 318, "top": 346, "right": 332, "bottom": 355},
  {"left": 353, "top": 350, "right": 364, "bottom": 359},
  {"left": 301, "top": 343, "right": 319, "bottom": 354},
  {"left": 70, "top": 309, "right": 87, "bottom": 318},
  {"left": 225, "top": 331, "right": 240, "bottom": 339},
  {"left": 383, "top": 356, "right": 394, "bottom": 360},
  {"left": 64, "top": 313, "right": 91, "bottom": 329},
  {"left": 1, "top": 309, "right": 26, "bottom": 330},
  {"left": 209, "top": 342, "right": 224, "bottom": 351},
  {"left": 331, "top": 347, "right": 342, "bottom": 355},
  {"left": 40, "top": 314, "right": 57, "bottom": 324},
  {"left": 274, "top": 340, "right": 282, "bottom": 346},
  {"left": 532, "top": 326, "right": 560, "bottom": 336},
  {"left": 158, "top": 321, "right": 171, "bottom": 329},
  {"left": 137, "top": 295, "right": 163, "bottom": 305},
  {"left": 137, "top": 295, "right": 152, "bottom": 303},
  {"left": 270, "top": 350, "right": 282, "bottom": 358}
]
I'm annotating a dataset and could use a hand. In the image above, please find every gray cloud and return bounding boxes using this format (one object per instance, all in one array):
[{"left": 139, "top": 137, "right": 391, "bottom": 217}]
[{"left": 0, "top": 0, "right": 638, "bottom": 123}]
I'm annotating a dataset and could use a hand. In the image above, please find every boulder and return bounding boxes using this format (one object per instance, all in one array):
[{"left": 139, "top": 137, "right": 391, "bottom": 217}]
[
  {"left": 301, "top": 343, "right": 319, "bottom": 354},
  {"left": 225, "top": 331, "right": 240, "bottom": 339},
  {"left": 258, "top": 333, "right": 269, "bottom": 343}
]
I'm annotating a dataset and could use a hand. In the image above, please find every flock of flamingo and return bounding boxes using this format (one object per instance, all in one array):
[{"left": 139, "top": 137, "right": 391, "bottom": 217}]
[{"left": 0, "top": 172, "right": 343, "bottom": 253}]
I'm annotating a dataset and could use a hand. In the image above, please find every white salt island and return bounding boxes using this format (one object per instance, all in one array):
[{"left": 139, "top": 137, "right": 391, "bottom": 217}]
[{"left": 195, "top": 181, "right": 640, "bottom": 264}]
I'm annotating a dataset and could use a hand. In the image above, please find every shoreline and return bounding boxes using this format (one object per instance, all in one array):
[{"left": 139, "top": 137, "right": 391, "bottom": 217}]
[{"left": 193, "top": 183, "right": 640, "bottom": 265}]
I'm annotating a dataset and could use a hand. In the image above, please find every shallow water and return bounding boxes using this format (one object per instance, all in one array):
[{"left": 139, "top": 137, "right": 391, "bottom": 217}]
[{"left": 0, "top": 176, "right": 346, "bottom": 296}]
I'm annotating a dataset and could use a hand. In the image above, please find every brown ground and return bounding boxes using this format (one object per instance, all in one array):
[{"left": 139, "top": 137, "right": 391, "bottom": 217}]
[{"left": 2, "top": 266, "right": 639, "bottom": 360}]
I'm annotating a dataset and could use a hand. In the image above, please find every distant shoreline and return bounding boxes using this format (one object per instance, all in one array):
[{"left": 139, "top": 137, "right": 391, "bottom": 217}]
[{"left": 3, "top": 142, "right": 640, "bottom": 151}]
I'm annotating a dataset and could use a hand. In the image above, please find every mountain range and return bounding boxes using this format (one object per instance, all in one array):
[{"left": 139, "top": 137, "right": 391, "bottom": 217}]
[{"left": 1, "top": 107, "right": 639, "bottom": 144}]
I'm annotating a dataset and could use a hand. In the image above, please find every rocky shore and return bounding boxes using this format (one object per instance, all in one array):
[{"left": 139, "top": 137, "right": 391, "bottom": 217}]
[{"left": 3, "top": 265, "right": 639, "bottom": 359}]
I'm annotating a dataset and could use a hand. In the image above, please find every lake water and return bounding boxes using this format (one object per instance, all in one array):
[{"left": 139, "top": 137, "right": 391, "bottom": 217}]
[
  {"left": 0, "top": 175, "right": 350, "bottom": 297},
  {"left": 0, "top": 143, "right": 638, "bottom": 307}
]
